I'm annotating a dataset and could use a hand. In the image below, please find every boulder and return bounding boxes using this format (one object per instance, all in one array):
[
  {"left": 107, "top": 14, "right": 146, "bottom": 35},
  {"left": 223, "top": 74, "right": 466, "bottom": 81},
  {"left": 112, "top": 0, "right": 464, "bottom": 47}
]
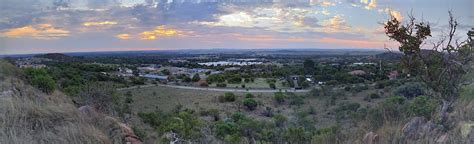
[
  {"left": 78, "top": 106, "right": 142, "bottom": 144},
  {"left": 362, "top": 132, "right": 378, "bottom": 144},
  {"left": 78, "top": 105, "right": 100, "bottom": 118}
]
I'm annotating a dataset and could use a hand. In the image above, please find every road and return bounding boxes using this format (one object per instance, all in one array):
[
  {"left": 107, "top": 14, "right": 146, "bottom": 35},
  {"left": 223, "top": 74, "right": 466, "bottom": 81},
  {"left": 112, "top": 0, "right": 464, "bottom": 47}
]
[{"left": 117, "top": 84, "right": 310, "bottom": 93}]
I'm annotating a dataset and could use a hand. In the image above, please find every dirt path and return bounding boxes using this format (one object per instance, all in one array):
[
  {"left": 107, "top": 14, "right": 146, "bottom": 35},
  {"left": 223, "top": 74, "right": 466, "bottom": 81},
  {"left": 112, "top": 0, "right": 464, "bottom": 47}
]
[{"left": 117, "top": 84, "right": 310, "bottom": 93}]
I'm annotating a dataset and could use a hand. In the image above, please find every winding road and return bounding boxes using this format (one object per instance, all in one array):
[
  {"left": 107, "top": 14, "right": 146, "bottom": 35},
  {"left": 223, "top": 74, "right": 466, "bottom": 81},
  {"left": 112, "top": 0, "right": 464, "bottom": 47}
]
[{"left": 117, "top": 84, "right": 310, "bottom": 93}]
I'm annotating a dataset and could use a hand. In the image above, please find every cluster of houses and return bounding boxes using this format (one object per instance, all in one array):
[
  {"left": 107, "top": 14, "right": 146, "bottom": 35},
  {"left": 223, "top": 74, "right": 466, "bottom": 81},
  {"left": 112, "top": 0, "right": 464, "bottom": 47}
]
[
  {"left": 116, "top": 64, "right": 223, "bottom": 82},
  {"left": 15, "top": 58, "right": 49, "bottom": 69}
]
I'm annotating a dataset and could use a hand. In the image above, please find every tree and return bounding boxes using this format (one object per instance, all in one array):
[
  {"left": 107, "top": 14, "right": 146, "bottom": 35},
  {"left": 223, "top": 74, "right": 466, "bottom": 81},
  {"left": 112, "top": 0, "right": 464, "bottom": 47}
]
[
  {"left": 23, "top": 68, "right": 56, "bottom": 94},
  {"left": 192, "top": 74, "right": 200, "bottom": 82},
  {"left": 243, "top": 98, "right": 258, "bottom": 111},
  {"left": 384, "top": 11, "right": 472, "bottom": 123},
  {"left": 303, "top": 59, "right": 315, "bottom": 75},
  {"left": 31, "top": 75, "right": 56, "bottom": 94}
]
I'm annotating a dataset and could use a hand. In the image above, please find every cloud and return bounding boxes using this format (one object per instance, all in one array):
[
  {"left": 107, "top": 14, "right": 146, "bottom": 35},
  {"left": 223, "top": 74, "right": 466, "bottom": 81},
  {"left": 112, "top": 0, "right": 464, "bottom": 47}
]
[
  {"left": 200, "top": 12, "right": 254, "bottom": 28},
  {"left": 379, "top": 8, "right": 403, "bottom": 21},
  {"left": 196, "top": 6, "right": 328, "bottom": 33},
  {"left": 83, "top": 21, "right": 118, "bottom": 26},
  {"left": 139, "top": 26, "right": 182, "bottom": 40},
  {"left": 86, "top": 0, "right": 119, "bottom": 9},
  {"left": 348, "top": 0, "right": 377, "bottom": 10},
  {"left": 320, "top": 15, "right": 350, "bottom": 32},
  {"left": 115, "top": 33, "right": 132, "bottom": 39},
  {"left": 1, "top": 24, "right": 69, "bottom": 39}
]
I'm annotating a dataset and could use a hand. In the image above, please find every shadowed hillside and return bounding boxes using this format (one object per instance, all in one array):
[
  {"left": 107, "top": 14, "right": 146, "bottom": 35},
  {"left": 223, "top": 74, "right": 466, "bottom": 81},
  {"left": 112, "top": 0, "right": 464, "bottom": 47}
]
[{"left": 0, "top": 60, "right": 141, "bottom": 144}]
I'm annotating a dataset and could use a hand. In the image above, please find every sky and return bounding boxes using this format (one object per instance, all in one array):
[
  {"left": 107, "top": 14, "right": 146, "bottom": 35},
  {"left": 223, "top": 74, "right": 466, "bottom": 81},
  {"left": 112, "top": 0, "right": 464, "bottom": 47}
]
[{"left": 0, "top": 0, "right": 472, "bottom": 55}]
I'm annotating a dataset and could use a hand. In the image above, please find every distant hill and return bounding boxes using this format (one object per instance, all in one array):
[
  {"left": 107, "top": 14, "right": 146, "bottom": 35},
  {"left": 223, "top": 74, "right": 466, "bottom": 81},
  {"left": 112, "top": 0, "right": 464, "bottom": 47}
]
[
  {"left": 35, "top": 53, "right": 76, "bottom": 62},
  {"left": 375, "top": 52, "right": 403, "bottom": 60}
]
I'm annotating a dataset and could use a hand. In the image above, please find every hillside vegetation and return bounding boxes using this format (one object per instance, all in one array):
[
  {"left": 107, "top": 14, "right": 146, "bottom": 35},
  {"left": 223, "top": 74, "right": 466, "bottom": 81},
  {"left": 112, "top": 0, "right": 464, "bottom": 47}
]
[{"left": 0, "top": 60, "right": 140, "bottom": 144}]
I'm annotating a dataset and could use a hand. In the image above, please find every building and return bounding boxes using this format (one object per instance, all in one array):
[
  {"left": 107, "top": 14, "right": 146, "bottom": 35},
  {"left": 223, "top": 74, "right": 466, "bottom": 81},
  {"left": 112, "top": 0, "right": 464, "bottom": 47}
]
[
  {"left": 388, "top": 71, "right": 399, "bottom": 80},
  {"left": 348, "top": 70, "right": 367, "bottom": 76}
]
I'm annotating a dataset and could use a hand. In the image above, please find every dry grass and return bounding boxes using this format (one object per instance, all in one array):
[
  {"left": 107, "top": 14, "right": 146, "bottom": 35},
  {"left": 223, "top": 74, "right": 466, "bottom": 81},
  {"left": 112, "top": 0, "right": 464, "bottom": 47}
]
[{"left": 0, "top": 60, "right": 128, "bottom": 144}]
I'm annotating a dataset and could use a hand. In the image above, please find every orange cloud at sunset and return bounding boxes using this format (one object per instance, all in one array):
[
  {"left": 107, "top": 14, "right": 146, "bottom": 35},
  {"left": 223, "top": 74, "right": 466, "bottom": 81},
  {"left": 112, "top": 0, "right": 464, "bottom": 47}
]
[
  {"left": 139, "top": 26, "right": 181, "bottom": 40},
  {"left": 116, "top": 34, "right": 132, "bottom": 39},
  {"left": 1, "top": 24, "right": 69, "bottom": 39}
]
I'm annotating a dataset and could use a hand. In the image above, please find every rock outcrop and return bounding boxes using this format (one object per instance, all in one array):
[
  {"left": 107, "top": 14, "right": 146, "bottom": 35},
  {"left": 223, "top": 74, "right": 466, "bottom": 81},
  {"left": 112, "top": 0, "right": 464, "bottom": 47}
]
[
  {"left": 78, "top": 105, "right": 142, "bottom": 144},
  {"left": 401, "top": 117, "right": 445, "bottom": 142}
]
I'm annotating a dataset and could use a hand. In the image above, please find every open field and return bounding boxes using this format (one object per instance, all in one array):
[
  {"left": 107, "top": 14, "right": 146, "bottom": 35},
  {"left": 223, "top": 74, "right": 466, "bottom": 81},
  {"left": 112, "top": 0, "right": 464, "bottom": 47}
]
[
  {"left": 123, "top": 84, "right": 392, "bottom": 130},
  {"left": 216, "top": 78, "right": 290, "bottom": 89}
]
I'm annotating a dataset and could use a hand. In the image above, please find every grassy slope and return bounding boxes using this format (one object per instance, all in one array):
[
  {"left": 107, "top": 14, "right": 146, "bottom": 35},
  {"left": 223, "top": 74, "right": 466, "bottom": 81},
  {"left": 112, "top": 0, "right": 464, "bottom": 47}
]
[{"left": 0, "top": 60, "right": 123, "bottom": 144}]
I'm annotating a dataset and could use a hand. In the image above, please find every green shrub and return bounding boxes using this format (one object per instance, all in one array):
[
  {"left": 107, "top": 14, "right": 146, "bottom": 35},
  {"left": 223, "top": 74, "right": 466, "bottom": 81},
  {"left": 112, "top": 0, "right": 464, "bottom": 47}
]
[
  {"left": 352, "top": 84, "right": 368, "bottom": 92},
  {"left": 312, "top": 125, "right": 340, "bottom": 144},
  {"left": 216, "top": 83, "right": 227, "bottom": 87},
  {"left": 394, "top": 83, "right": 425, "bottom": 98},
  {"left": 23, "top": 68, "right": 56, "bottom": 94},
  {"left": 380, "top": 96, "right": 407, "bottom": 121},
  {"left": 245, "top": 93, "right": 254, "bottom": 98},
  {"left": 219, "top": 92, "right": 236, "bottom": 102},
  {"left": 224, "top": 92, "right": 236, "bottom": 102},
  {"left": 243, "top": 98, "right": 258, "bottom": 111},
  {"left": 284, "top": 127, "right": 310, "bottom": 143},
  {"left": 290, "top": 96, "right": 305, "bottom": 106},
  {"left": 273, "top": 114, "right": 287, "bottom": 127},
  {"left": 366, "top": 108, "right": 384, "bottom": 130},
  {"left": 408, "top": 96, "right": 437, "bottom": 119},
  {"left": 269, "top": 83, "right": 276, "bottom": 89},
  {"left": 369, "top": 93, "right": 380, "bottom": 99},
  {"left": 191, "top": 74, "right": 200, "bottom": 82},
  {"left": 274, "top": 92, "right": 285, "bottom": 104},
  {"left": 215, "top": 121, "right": 240, "bottom": 139},
  {"left": 132, "top": 126, "right": 147, "bottom": 140}
]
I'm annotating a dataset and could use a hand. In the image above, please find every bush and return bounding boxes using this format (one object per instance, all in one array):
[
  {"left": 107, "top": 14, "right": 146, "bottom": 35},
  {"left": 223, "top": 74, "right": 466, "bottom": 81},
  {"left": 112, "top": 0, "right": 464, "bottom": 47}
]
[
  {"left": 224, "top": 92, "right": 236, "bottom": 102},
  {"left": 23, "top": 68, "right": 56, "bottom": 94},
  {"left": 274, "top": 92, "right": 285, "bottom": 104},
  {"left": 366, "top": 108, "right": 384, "bottom": 130},
  {"left": 290, "top": 96, "right": 305, "bottom": 106},
  {"left": 262, "top": 107, "right": 273, "bottom": 117},
  {"left": 31, "top": 75, "right": 56, "bottom": 94},
  {"left": 352, "top": 84, "right": 368, "bottom": 92},
  {"left": 228, "top": 75, "right": 242, "bottom": 84},
  {"left": 381, "top": 96, "right": 407, "bottom": 121},
  {"left": 132, "top": 126, "right": 147, "bottom": 140},
  {"left": 269, "top": 83, "right": 276, "bottom": 89},
  {"left": 312, "top": 126, "right": 340, "bottom": 144},
  {"left": 408, "top": 96, "right": 437, "bottom": 119},
  {"left": 394, "top": 83, "right": 425, "bottom": 98},
  {"left": 192, "top": 74, "right": 200, "bottom": 82},
  {"left": 245, "top": 93, "right": 254, "bottom": 98},
  {"left": 369, "top": 93, "right": 380, "bottom": 99},
  {"left": 284, "top": 127, "right": 310, "bottom": 143},
  {"left": 243, "top": 98, "right": 258, "bottom": 111},
  {"left": 216, "top": 83, "right": 227, "bottom": 87},
  {"left": 273, "top": 114, "right": 287, "bottom": 127}
]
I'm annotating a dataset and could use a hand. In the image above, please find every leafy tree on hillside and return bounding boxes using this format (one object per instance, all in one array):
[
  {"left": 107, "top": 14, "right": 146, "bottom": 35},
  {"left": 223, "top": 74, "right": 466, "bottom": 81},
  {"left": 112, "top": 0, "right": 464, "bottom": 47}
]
[
  {"left": 303, "top": 59, "right": 315, "bottom": 75},
  {"left": 384, "top": 11, "right": 473, "bottom": 123},
  {"left": 23, "top": 68, "right": 56, "bottom": 94}
]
